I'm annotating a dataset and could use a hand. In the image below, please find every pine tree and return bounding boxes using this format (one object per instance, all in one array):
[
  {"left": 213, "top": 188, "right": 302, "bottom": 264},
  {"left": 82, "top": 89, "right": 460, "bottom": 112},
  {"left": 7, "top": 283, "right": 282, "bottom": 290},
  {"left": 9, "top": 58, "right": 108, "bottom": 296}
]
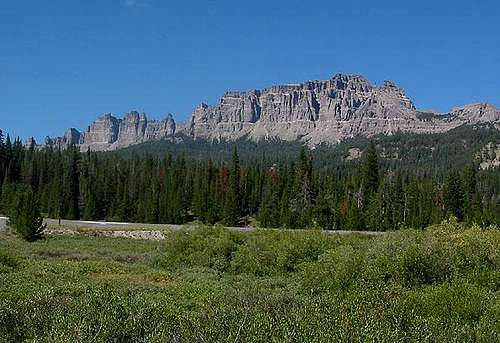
[
  {"left": 362, "top": 141, "right": 379, "bottom": 199},
  {"left": 313, "top": 188, "right": 334, "bottom": 230},
  {"left": 406, "top": 178, "right": 421, "bottom": 228},
  {"left": 345, "top": 197, "right": 363, "bottom": 230},
  {"left": 64, "top": 144, "right": 80, "bottom": 219},
  {"left": 8, "top": 186, "right": 46, "bottom": 242},
  {"left": 391, "top": 172, "right": 405, "bottom": 228},
  {"left": 4, "top": 135, "right": 12, "bottom": 161},
  {"left": 296, "top": 147, "right": 313, "bottom": 207},
  {"left": 364, "top": 195, "right": 381, "bottom": 231},
  {"left": 279, "top": 176, "right": 293, "bottom": 229},
  {"left": 444, "top": 171, "right": 465, "bottom": 221},
  {"left": 4, "top": 135, "right": 16, "bottom": 183},
  {"left": 258, "top": 175, "right": 280, "bottom": 228},
  {"left": 0, "top": 129, "right": 5, "bottom": 195},
  {"left": 1, "top": 183, "right": 17, "bottom": 213},
  {"left": 463, "top": 164, "right": 481, "bottom": 223},
  {"left": 293, "top": 148, "right": 314, "bottom": 228},
  {"left": 223, "top": 148, "right": 241, "bottom": 226}
]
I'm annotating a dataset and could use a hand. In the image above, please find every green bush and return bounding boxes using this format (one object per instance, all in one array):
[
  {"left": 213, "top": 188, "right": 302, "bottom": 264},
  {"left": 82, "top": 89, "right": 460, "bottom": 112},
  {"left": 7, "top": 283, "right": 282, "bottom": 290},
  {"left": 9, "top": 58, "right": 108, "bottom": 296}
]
[
  {"left": 300, "top": 245, "right": 365, "bottom": 294},
  {"left": 398, "top": 243, "right": 450, "bottom": 286},
  {"left": 157, "top": 225, "right": 243, "bottom": 272},
  {"left": 230, "top": 231, "right": 336, "bottom": 276},
  {"left": 0, "top": 251, "right": 18, "bottom": 273}
]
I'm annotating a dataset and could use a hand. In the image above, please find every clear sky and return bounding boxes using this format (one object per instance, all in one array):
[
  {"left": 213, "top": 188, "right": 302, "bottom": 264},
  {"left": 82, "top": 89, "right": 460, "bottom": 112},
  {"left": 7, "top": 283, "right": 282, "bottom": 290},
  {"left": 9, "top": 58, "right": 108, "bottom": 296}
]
[{"left": 1, "top": 0, "right": 499, "bottom": 141}]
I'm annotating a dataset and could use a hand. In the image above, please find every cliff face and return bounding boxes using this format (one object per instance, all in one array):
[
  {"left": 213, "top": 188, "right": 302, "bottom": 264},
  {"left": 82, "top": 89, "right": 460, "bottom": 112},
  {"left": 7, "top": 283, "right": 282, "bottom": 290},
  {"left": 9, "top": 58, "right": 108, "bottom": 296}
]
[
  {"left": 186, "top": 74, "right": 498, "bottom": 146},
  {"left": 45, "top": 73, "right": 499, "bottom": 151},
  {"left": 448, "top": 103, "right": 500, "bottom": 126},
  {"left": 46, "top": 112, "right": 175, "bottom": 151}
]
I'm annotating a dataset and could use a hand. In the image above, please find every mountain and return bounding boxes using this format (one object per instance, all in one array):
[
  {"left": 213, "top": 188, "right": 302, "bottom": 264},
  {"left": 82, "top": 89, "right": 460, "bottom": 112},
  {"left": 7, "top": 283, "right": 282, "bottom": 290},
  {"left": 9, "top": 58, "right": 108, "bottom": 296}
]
[
  {"left": 44, "top": 112, "right": 176, "bottom": 151},
  {"left": 40, "top": 74, "right": 500, "bottom": 151}
]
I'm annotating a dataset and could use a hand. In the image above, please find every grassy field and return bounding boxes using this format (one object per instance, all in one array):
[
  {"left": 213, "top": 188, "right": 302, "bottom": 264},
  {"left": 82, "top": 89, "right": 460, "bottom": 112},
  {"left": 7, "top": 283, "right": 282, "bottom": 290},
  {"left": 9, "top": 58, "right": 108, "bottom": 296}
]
[{"left": 1, "top": 223, "right": 500, "bottom": 342}]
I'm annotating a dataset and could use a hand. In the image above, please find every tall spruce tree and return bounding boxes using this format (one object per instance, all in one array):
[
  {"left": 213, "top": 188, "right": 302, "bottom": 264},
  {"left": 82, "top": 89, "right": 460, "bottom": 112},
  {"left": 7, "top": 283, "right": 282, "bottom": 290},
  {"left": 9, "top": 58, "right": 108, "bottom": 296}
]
[
  {"left": 294, "top": 148, "right": 314, "bottom": 228},
  {"left": 258, "top": 175, "right": 280, "bottom": 228},
  {"left": 444, "top": 171, "right": 465, "bottom": 221},
  {"left": 0, "top": 129, "right": 5, "bottom": 191},
  {"left": 223, "top": 148, "right": 241, "bottom": 226},
  {"left": 391, "top": 172, "right": 405, "bottom": 227},
  {"left": 362, "top": 141, "right": 379, "bottom": 199},
  {"left": 65, "top": 144, "right": 80, "bottom": 219},
  {"left": 463, "top": 164, "right": 480, "bottom": 223}
]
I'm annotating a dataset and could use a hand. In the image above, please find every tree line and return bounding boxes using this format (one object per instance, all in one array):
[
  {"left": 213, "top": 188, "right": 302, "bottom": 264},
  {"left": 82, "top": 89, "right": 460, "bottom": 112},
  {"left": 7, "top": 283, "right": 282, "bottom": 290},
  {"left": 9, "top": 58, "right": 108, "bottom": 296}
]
[{"left": 0, "top": 129, "right": 499, "bottom": 231}]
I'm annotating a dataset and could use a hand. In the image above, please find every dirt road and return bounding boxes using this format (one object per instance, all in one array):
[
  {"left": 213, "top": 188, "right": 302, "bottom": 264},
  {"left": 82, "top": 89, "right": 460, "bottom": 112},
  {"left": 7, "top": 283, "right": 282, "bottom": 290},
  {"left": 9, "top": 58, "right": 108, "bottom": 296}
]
[
  {"left": 0, "top": 216, "right": 385, "bottom": 238},
  {"left": 0, "top": 216, "right": 7, "bottom": 233}
]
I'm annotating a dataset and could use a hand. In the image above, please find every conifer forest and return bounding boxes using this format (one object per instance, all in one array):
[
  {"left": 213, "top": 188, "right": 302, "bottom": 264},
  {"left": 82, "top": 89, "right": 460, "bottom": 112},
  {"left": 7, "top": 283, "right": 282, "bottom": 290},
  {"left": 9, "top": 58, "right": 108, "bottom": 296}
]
[{"left": 1, "top": 128, "right": 498, "bottom": 230}]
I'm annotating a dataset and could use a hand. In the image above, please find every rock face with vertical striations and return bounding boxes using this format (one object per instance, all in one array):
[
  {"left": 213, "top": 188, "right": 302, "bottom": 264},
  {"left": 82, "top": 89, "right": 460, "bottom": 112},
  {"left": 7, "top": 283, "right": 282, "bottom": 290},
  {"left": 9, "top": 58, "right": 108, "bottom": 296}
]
[
  {"left": 43, "top": 73, "right": 499, "bottom": 151},
  {"left": 185, "top": 74, "right": 497, "bottom": 146},
  {"left": 46, "top": 112, "right": 176, "bottom": 151},
  {"left": 447, "top": 103, "right": 500, "bottom": 126}
]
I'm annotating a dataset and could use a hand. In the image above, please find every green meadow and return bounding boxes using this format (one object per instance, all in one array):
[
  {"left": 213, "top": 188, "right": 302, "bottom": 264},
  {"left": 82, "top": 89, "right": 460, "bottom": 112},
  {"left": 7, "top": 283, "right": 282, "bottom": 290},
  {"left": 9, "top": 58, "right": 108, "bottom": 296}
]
[{"left": 1, "top": 223, "right": 500, "bottom": 342}]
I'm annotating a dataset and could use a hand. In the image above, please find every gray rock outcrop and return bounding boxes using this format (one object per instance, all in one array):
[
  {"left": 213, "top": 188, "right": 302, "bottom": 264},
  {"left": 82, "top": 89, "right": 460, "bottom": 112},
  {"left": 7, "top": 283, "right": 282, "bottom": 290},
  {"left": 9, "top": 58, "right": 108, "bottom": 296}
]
[
  {"left": 47, "top": 112, "right": 176, "bottom": 151},
  {"left": 185, "top": 74, "right": 500, "bottom": 146},
  {"left": 44, "top": 73, "right": 499, "bottom": 151}
]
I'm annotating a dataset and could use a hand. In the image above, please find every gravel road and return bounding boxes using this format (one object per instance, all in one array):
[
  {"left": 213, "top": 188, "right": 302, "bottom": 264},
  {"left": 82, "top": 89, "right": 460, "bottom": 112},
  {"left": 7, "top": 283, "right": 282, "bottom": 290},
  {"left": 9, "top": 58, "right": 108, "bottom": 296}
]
[
  {"left": 0, "top": 216, "right": 385, "bottom": 237},
  {"left": 0, "top": 216, "right": 7, "bottom": 233}
]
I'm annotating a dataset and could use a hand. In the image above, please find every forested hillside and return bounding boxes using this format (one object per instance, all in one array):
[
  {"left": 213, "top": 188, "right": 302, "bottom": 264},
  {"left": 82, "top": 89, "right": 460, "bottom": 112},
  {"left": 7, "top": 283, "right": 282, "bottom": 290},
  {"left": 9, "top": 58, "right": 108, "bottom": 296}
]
[
  {"left": 1, "top": 127, "right": 499, "bottom": 230},
  {"left": 120, "top": 124, "right": 500, "bottom": 172}
]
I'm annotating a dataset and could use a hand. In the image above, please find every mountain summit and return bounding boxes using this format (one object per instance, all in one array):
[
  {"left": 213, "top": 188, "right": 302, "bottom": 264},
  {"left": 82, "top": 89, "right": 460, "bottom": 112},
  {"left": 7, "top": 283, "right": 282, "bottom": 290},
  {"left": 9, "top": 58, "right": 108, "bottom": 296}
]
[{"left": 43, "top": 74, "right": 500, "bottom": 151}]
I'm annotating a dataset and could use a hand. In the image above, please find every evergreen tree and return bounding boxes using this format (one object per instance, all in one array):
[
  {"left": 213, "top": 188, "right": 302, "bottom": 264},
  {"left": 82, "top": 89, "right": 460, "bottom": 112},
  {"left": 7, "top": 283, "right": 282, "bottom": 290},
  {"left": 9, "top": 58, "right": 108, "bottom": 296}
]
[
  {"left": 391, "top": 172, "right": 405, "bottom": 228},
  {"left": 293, "top": 148, "right": 314, "bottom": 228},
  {"left": 313, "top": 188, "right": 335, "bottom": 230},
  {"left": 0, "top": 129, "right": 5, "bottom": 186},
  {"left": 362, "top": 141, "right": 379, "bottom": 200},
  {"left": 1, "top": 183, "right": 18, "bottom": 213},
  {"left": 444, "top": 171, "right": 465, "bottom": 221},
  {"left": 8, "top": 186, "right": 46, "bottom": 242},
  {"left": 258, "top": 175, "right": 280, "bottom": 228},
  {"left": 364, "top": 195, "right": 381, "bottom": 231},
  {"left": 64, "top": 145, "right": 80, "bottom": 219},
  {"left": 223, "top": 148, "right": 241, "bottom": 226},
  {"left": 296, "top": 147, "right": 313, "bottom": 207},
  {"left": 463, "top": 164, "right": 481, "bottom": 223},
  {"left": 0, "top": 129, "right": 5, "bottom": 197},
  {"left": 345, "top": 197, "right": 363, "bottom": 230},
  {"left": 279, "top": 177, "right": 293, "bottom": 229}
]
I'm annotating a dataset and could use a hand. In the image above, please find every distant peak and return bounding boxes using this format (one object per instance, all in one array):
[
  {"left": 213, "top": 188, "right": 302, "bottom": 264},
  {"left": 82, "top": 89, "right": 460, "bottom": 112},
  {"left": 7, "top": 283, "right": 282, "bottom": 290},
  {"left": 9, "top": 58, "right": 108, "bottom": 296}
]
[
  {"left": 97, "top": 113, "right": 118, "bottom": 121},
  {"left": 331, "top": 73, "right": 370, "bottom": 83},
  {"left": 382, "top": 80, "right": 397, "bottom": 88},
  {"left": 126, "top": 110, "right": 141, "bottom": 116},
  {"left": 453, "top": 103, "right": 498, "bottom": 111}
]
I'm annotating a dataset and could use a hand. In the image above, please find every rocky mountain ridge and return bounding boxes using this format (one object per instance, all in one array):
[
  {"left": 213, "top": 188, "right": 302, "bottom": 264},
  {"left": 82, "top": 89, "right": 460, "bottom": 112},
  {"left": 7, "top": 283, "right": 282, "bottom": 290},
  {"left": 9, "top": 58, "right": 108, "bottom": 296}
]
[
  {"left": 38, "top": 74, "right": 500, "bottom": 151},
  {"left": 44, "top": 111, "right": 176, "bottom": 151}
]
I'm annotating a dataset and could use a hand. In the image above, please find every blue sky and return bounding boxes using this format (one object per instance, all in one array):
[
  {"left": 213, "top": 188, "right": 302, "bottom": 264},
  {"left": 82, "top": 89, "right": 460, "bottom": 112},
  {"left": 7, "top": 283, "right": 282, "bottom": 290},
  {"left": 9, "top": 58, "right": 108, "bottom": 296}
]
[{"left": 1, "top": 0, "right": 499, "bottom": 141}]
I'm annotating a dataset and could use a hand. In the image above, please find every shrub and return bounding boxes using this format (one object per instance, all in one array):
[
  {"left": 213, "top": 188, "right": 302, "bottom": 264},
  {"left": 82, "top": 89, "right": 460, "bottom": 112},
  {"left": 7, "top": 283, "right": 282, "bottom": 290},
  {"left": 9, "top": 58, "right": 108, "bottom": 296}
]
[
  {"left": 300, "top": 245, "right": 365, "bottom": 294},
  {"left": 398, "top": 244, "right": 449, "bottom": 286},
  {"left": 158, "top": 226, "right": 243, "bottom": 272},
  {"left": 230, "top": 231, "right": 336, "bottom": 276},
  {"left": 0, "top": 251, "right": 18, "bottom": 273}
]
